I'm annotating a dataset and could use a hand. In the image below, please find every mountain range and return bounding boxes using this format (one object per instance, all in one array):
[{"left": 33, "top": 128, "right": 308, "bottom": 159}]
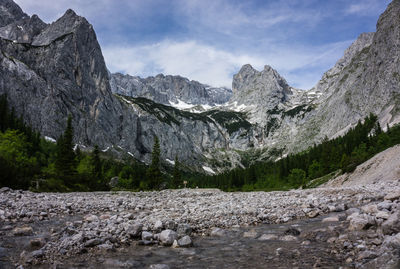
[{"left": 0, "top": 0, "right": 399, "bottom": 174}]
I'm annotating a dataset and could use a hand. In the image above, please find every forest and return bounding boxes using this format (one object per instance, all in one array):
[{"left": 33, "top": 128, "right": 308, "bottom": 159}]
[{"left": 1, "top": 93, "right": 400, "bottom": 192}]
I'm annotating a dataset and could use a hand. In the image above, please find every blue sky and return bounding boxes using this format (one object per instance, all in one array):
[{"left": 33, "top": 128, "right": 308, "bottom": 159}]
[{"left": 15, "top": 0, "right": 391, "bottom": 89}]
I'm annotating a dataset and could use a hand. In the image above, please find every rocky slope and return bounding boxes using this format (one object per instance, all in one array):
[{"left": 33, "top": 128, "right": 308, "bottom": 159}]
[
  {"left": 322, "top": 144, "right": 400, "bottom": 188},
  {"left": 0, "top": 0, "right": 400, "bottom": 171}
]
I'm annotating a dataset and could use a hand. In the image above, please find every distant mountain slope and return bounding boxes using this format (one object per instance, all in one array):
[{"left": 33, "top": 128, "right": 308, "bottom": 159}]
[{"left": 110, "top": 72, "right": 232, "bottom": 108}]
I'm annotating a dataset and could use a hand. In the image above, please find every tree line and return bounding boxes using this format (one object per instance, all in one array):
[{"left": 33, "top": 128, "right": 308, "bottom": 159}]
[{"left": 186, "top": 113, "right": 400, "bottom": 191}]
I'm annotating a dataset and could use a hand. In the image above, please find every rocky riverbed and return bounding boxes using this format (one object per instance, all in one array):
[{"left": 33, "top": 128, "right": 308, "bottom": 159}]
[{"left": 1, "top": 182, "right": 400, "bottom": 268}]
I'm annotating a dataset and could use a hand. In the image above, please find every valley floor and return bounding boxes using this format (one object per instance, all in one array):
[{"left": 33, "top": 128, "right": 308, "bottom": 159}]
[{"left": 1, "top": 176, "right": 400, "bottom": 268}]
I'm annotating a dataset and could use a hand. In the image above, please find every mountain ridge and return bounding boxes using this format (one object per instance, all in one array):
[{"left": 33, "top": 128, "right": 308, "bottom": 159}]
[{"left": 0, "top": 0, "right": 399, "bottom": 173}]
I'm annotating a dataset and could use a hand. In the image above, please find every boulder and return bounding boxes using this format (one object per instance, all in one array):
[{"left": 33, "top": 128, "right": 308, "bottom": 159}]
[
  {"left": 347, "top": 213, "right": 375, "bottom": 231},
  {"left": 128, "top": 223, "right": 143, "bottom": 238},
  {"left": 383, "top": 233, "right": 400, "bottom": 248},
  {"left": 178, "top": 236, "right": 193, "bottom": 247},
  {"left": 382, "top": 212, "right": 400, "bottom": 235},
  {"left": 141, "top": 231, "right": 153, "bottom": 241},
  {"left": 159, "top": 230, "right": 178, "bottom": 246}
]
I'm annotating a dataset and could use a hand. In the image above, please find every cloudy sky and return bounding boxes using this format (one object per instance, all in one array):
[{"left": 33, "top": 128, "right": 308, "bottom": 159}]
[{"left": 15, "top": 0, "right": 391, "bottom": 89}]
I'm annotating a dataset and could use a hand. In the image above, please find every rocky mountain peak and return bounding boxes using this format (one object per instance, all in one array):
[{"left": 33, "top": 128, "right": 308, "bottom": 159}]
[
  {"left": 31, "top": 8, "right": 90, "bottom": 47},
  {"left": 0, "top": 0, "right": 27, "bottom": 27},
  {"left": 0, "top": 13, "right": 47, "bottom": 44},
  {"left": 231, "top": 64, "right": 290, "bottom": 107}
]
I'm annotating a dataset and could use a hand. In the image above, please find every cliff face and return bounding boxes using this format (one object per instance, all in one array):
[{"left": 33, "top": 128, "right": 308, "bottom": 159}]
[
  {"left": 110, "top": 72, "right": 232, "bottom": 107},
  {"left": 1, "top": 0, "right": 399, "bottom": 172}
]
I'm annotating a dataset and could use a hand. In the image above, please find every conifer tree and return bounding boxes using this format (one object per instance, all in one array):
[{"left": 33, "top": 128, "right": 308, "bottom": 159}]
[
  {"left": 172, "top": 155, "right": 181, "bottom": 188},
  {"left": 91, "top": 145, "right": 103, "bottom": 186},
  {"left": 55, "top": 115, "right": 76, "bottom": 184},
  {"left": 146, "top": 136, "right": 162, "bottom": 189}
]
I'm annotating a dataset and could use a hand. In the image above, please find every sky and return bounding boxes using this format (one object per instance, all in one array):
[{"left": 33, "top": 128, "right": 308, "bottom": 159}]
[{"left": 14, "top": 0, "right": 391, "bottom": 89}]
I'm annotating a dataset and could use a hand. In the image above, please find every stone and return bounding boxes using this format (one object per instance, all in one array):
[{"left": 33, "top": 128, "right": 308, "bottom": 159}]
[
  {"left": 322, "top": 216, "right": 339, "bottom": 222},
  {"left": 97, "top": 243, "right": 114, "bottom": 252},
  {"left": 377, "top": 201, "right": 392, "bottom": 211},
  {"left": 383, "top": 233, "right": 400, "bottom": 248},
  {"left": 210, "top": 227, "right": 226, "bottom": 237},
  {"left": 30, "top": 238, "right": 46, "bottom": 248},
  {"left": 347, "top": 213, "right": 375, "bottom": 231},
  {"left": 12, "top": 226, "right": 33, "bottom": 236},
  {"left": 258, "top": 234, "right": 278, "bottom": 241},
  {"left": 154, "top": 220, "right": 163, "bottom": 231},
  {"left": 171, "top": 240, "right": 179, "bottom": 248},
  {"left": 178, "top": 236, "right": 193, "bottom": 247},
  {"left": 0, "top": 187, "right": 11, "bottom": 193},
  {"left": 376, "top": 211, "right": 390, "bottom": 220},
  {"left": 149, "top": 264, "right": 170, "bottom": 269},
  {"left": 84, "top": 238, "right": 103, "bottom": 248},
  {"left": 384, "top": 191, "right": 400, "bottom": 201},
  {"left": 31, "top": 249, "right": 44, "bottom": 258},
  {"left": 159, "top": 230, "right": 178, "bottom": 246},
  {"left": 128, "top": 223, "right": 143, "bottom": 238},
  {"left": 307, "top": 210, "right": 319, "bottom": 218},
  {"left": 177, "top": 223, "right": 192, "bottom": 236},
  {"left": 280, "top": 235, "right": 297, "bottom": 241},
  {"left": 243, "top": 229, "right": 258, "bottom": 238},
  {"left": 284, "top": 228, "right": 300, "bottom": 236},
  {"left": 361, "top": 204, "right": 378, "bottom": 214},
  {"left": 382, "top": 212, "right": 400, "bottom": 235},
  {"left": 357, "top": 250, "right": 377, "bottom": 260},
  {"left": 84, "top": 214, "right": 98, "bottom": 223},
  {"left": 142, "top": 231, "right": 153, "bottom": 241}
]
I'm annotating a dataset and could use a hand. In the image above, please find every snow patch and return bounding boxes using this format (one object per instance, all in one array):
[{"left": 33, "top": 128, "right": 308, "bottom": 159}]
[
  {"left": 102, "top": 146, "right": 110, "bottom": 152},
  {"left": 169, "top": 99, "right": 196, "bottom": 110},
  {"left": 44, "top": 136, "right": 56, "bottom": 143},
  {"left": 166, "top": 158, "right": 175, "bottom": 165},
  {"left": 127, "top": 152, "right": 134, "bottom": 157},
  {"left": 202, "top": 166, "right": 215, "bottom": 174}
]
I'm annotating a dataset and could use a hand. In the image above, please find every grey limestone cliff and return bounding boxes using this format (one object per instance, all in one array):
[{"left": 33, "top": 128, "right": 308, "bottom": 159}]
[{"left": 110, "top": 72, "right": 232, "bottom": 107}]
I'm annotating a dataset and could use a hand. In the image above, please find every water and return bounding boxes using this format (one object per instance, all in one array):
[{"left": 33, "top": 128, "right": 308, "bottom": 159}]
[{"left": 49, "top": 215, "right": 345, "bottom": 269}]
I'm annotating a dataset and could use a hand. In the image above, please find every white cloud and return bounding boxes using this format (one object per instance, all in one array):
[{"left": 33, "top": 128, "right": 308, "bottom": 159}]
[
  {"left": 346, "top": 0, "right": 390, "bottom": 16},
  {"left": 103, "top": 40, "right": 264, "bottom": 88},
  {"left": 103, "top": 39, "right": 352, "bottom": 89}
]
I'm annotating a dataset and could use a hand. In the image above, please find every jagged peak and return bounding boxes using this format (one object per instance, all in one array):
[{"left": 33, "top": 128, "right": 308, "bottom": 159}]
[
  {"left": 0, "top": 0, "right": 27, "bottom": 27},
  {"left": 31, "top": 8, "right": 92, "bottom": 46}
]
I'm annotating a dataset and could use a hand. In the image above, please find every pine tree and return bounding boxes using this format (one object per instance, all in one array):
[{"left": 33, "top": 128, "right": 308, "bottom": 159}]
[
  {"left": 146, "top": 136, "right": 162, "bottom": 190},
  {"left": 91, "top": 145, "right": 103, "bottom": 187},
  {"left": 172, "top": 155, "right": 181, "bottom": 188},
  {"left": 55, "top": 115, "right": 76, "bottom": 184}
]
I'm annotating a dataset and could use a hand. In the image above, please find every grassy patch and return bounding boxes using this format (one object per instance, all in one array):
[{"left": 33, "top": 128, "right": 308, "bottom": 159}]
[
  {"left": 305, "top": 170, "right": 341, "bottom": 188},
  {"left": 283, "top": 104, "right": 314, "bottom": 118}
]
